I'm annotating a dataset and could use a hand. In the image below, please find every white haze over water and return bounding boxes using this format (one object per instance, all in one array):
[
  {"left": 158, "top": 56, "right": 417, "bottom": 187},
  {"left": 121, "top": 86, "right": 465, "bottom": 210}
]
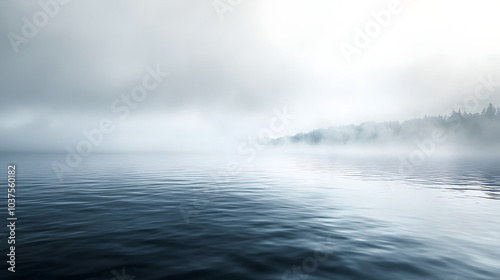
[
  {"left": 2, "top": 3, "right": 500, "bottom": 279},
  {"left": 1, "top": 0, "right": 500, "bottom": 153}
]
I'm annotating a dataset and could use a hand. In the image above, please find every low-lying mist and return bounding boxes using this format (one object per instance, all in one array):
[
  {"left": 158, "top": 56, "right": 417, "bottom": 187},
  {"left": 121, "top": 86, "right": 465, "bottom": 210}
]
[{"left": 272, "top": 104, "right": 500, "bottom": 157}]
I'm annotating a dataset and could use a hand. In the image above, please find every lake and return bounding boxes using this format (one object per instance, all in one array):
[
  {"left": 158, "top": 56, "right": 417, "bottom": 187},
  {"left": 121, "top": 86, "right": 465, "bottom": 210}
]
[{"left": 2, "top": 152, "right": 499, "bottom": 280}]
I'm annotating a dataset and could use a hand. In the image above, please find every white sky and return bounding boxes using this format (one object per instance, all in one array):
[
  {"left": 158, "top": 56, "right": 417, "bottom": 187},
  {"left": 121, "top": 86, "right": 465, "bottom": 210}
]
[{"left": 1, "top": 0, "right": 500, "bottom": 152}]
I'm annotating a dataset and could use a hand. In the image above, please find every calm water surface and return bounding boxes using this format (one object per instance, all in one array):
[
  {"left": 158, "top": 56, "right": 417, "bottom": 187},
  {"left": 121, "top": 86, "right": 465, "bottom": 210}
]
[{"left": 2, "top": 153, "right": 499, "bottom": 280}]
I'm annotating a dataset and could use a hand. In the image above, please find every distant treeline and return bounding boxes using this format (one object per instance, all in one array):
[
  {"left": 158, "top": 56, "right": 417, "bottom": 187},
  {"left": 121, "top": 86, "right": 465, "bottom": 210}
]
[{"left": 273, "top": 104, "right": 500, "bottom": 147}]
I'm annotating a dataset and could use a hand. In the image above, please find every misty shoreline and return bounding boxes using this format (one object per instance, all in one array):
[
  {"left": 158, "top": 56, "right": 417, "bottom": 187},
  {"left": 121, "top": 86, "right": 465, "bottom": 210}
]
[{"left": 272, "top": 104, "right": 500, "bottom": 154}]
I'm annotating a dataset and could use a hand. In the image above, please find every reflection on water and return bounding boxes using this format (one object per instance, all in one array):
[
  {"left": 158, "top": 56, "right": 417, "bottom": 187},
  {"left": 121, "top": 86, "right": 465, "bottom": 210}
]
[{"left": 2, "top": 153, "right": 499, "bottom": 280}]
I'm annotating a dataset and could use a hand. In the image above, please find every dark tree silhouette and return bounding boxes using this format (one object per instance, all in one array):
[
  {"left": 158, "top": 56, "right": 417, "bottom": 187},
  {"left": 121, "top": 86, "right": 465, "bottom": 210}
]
[{"left": 486, "top": 103, "right": 497, "bottom": 118}]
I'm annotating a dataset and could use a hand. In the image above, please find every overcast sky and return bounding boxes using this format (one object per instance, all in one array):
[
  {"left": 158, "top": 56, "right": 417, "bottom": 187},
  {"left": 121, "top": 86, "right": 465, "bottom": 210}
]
[{"left": 1, "top": 0, "right": 500, "bottom": 152}]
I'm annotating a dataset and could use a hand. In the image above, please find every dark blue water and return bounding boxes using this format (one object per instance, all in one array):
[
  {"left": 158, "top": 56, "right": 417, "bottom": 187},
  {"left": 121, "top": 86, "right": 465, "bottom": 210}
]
[{"left": 1, "top": 153, "right": 499, "bottom": 280}]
